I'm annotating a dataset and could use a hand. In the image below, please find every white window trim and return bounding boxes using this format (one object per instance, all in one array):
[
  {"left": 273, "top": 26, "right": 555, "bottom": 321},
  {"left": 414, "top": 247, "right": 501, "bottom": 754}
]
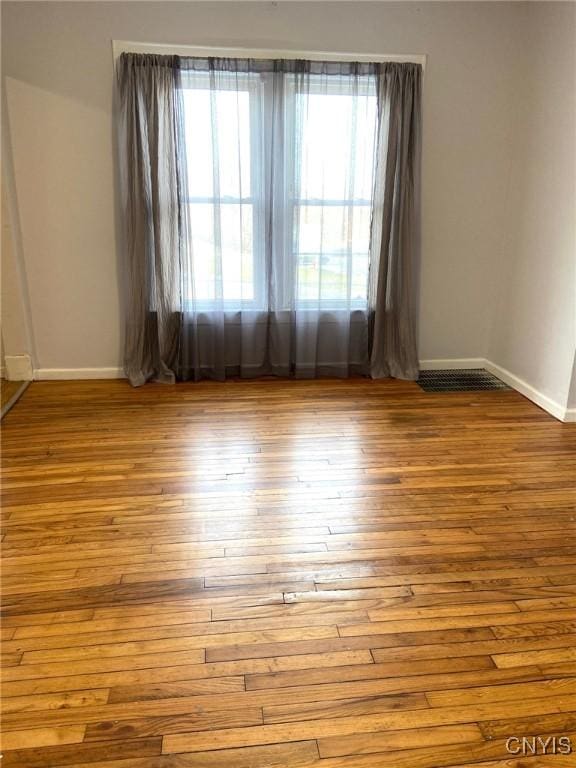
[{"left": 112, "top": 40, "right": 426, "bottom": 70}]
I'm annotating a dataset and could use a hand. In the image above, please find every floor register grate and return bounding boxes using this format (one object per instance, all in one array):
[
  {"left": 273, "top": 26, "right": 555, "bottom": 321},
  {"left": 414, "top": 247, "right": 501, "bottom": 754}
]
[{"left": 417, "top": 369, "right": 510, "bottom": 392}]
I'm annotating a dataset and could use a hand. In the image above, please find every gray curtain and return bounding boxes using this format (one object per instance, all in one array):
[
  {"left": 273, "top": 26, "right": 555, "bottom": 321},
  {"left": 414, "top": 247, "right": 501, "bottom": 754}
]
[
  {"left": 369, "top": 63, "right": 422, "bottom": 380},
  {"left": 116, "top": 54, "right": 185, "bottom": 386},
  {"left": 116, "top": 53, "right": 422, "bottom": 386}
]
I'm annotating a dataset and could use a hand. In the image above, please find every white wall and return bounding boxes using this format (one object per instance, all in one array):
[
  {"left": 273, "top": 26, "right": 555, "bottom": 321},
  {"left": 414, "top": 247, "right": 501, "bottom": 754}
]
[
  {"left": 2, "top": 1, "right": 524, "bottom": 372},
  {"left": 488, "top": 2, "right": 576, "bottom": 418}
]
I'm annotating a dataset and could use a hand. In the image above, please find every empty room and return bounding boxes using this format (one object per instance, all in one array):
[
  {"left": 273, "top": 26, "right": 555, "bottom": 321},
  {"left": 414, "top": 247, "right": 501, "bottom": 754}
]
[{"left": 1, "top": 1, "right": 575, "bottom": 766}]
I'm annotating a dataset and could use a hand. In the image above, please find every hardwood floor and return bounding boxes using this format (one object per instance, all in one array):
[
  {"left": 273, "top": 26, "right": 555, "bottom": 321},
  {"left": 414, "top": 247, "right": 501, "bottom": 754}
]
[
  {"left": 1, "top": 380, "right": 22, "bottom": 410},
  {"left": 1, "top": 379, "right": 28, "bottom": 418},
  {"left": 1, "top": 378, "right": 575, "bottom": 767}
]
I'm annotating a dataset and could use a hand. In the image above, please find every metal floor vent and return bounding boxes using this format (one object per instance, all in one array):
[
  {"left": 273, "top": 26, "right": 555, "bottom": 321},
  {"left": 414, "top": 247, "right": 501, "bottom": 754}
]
[{"left": 417, "top": 369, "right": 510, "bottom": 392}]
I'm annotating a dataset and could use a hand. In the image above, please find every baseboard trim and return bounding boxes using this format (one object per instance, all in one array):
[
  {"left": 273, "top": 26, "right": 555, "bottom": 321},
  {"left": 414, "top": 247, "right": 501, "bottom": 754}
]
[
  {"left": 419, "top": 358, "right": 485, "bottom": 370},
  {"left": 483, "top": 360, "right": 571, "bottom": 422},
  {"left": 43, "top": 361, "right": 485, "bottom": 379},
  {"left": 35, "top": 367, "right": 125, "bottom": 381}
]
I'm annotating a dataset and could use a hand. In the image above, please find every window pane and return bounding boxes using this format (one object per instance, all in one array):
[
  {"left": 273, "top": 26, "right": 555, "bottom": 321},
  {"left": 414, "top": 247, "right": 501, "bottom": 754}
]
[
  {"left": 220, "top": 203, "right": 254, "bottom": 302},
  {"left": 297, "top": 204, "right": 372, "bottom": 255},
  {"left": 182, "top": 76, "right": 259, "bottom": 307},
  {"left": 296, "top": 204, "right": 371, "bottom": 305},
  {"left": 187, "top": 203, "right": 215, "bottom": 302},
  {"left": 183, "top": 85, "right": 252, "bottom": 199},
  {"left": 187, "top": 203, "right": 254, "bottom": 304},
  {"left": 293, "top": 77, "right": 377, "bottom": 307},
  {"left": 297, "top": 82, "right": 377, "bottom": 202}
]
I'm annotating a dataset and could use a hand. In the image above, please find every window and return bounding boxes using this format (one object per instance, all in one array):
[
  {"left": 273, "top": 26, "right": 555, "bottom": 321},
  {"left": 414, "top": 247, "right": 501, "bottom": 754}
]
[
  {"left": 181, "top": 67, "right": 378, "bottom": 311},
  {"left": 290, "top": 76, "right": 377, "bottom": 308},
  {"left": 182, "top": 74, "right": 264, "bottom": 309}
]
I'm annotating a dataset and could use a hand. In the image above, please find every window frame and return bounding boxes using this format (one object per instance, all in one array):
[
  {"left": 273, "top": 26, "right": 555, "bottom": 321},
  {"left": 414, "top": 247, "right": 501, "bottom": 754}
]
[
  {"left": 169, "top": 55, "right": 412, "bottom": 313},
  {"left": 180, "top": 71, "right": 267, "bottom": 312},
  {"left": 285, "top": 73, "right": 378, "bottom": 311}
]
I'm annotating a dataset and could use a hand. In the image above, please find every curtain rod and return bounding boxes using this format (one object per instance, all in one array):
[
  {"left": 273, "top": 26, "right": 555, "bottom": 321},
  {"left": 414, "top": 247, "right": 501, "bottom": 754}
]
[{"left": 112, "top": 40, "right": 427, "bottom": 69}]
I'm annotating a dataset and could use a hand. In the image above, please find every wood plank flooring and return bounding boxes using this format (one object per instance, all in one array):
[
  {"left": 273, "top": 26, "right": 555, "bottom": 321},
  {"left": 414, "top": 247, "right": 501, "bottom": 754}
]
[
  {"left": 1, "top": 379, "right": 27, "bottom": 418},
  {"left": 1, "top": 378, "right": 575, "bottom": 767},
  {"left": 1, "top": 380, "right": 23, "bottom": 410}
]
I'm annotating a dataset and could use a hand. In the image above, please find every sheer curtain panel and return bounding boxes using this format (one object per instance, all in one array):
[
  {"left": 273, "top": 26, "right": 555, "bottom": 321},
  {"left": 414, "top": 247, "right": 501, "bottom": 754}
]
[
  {"left": 369, "top": 63, "right": 422, "bottom": 380},
  {"left": 116, "top": 54, "right": 185, "bottom": 386},
  {"left": 116, "top": 53, "right": 422, "bottom": 385}
]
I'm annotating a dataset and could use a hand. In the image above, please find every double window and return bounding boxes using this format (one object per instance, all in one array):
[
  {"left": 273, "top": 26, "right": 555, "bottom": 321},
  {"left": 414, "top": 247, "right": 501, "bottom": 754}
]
[{"left": 181, "top": 66, "right": 378, "bottom": 311}]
